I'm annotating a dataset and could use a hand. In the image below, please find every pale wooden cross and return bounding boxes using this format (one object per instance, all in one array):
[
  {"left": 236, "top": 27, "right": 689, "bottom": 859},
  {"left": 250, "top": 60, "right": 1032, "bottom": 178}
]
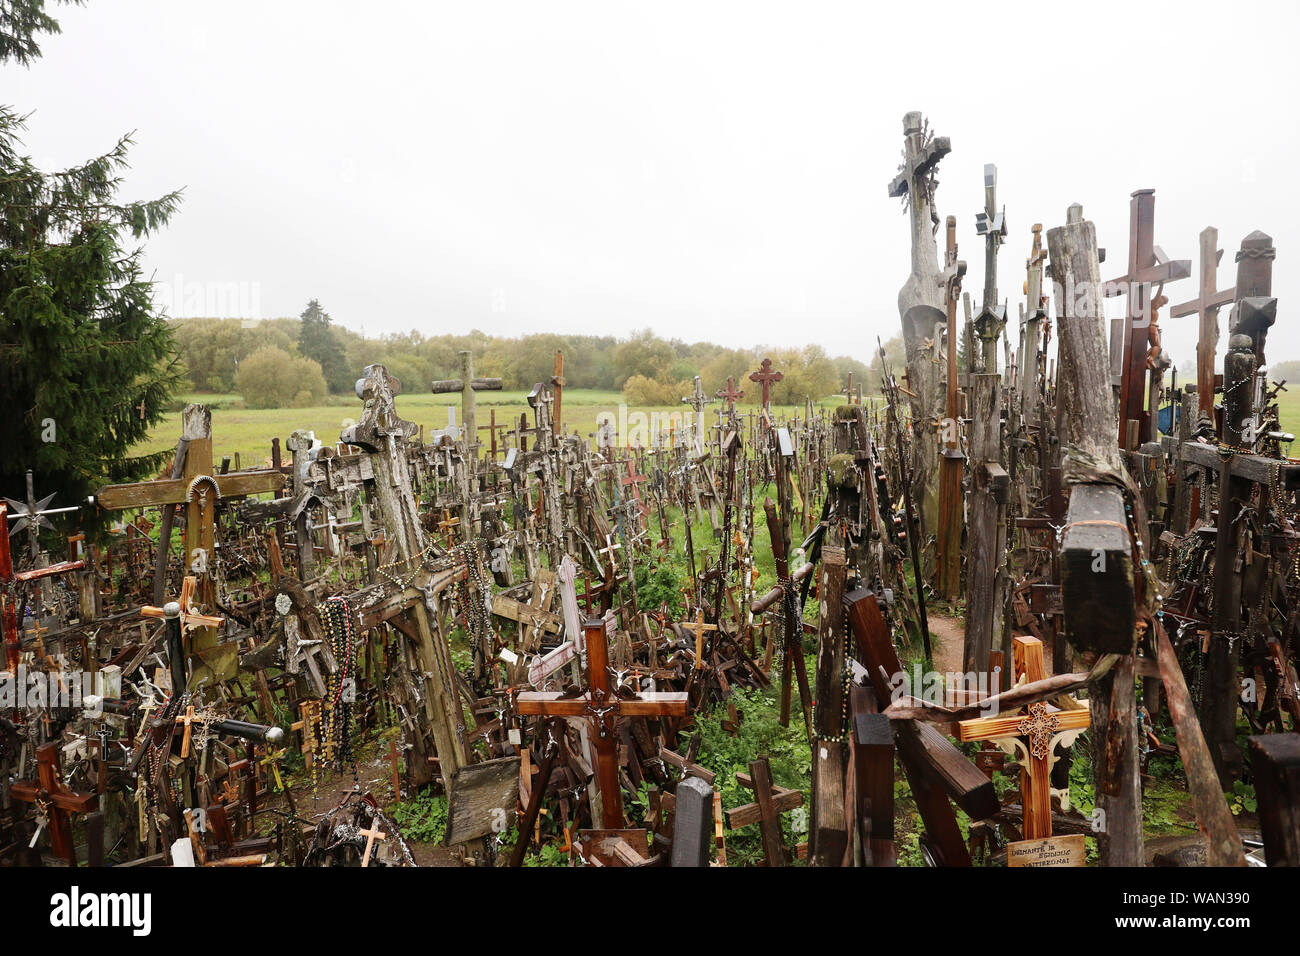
[
  {"left": 142, "top": 575, "right": 224, "bottom": 633},
  {"left": 359, "top": 818, "right": 388, "bottom": 867},
  {"left": 291, "top": 700, "right": 322, "bottom": 770},
  {"left": 175, "top": 705, "right": 198, "bottom": 759},
  {"left": 679, "top": 609, "right": 718, "bottom": 669},
  {"left": 958, "top": 636, "right": 1089, "bottom": 839}
]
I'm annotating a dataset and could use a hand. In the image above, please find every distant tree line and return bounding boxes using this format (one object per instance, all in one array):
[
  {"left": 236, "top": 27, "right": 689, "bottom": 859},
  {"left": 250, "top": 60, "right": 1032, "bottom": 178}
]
[{"left": 170, "top": 306, "right": 890, "bottom": 409}]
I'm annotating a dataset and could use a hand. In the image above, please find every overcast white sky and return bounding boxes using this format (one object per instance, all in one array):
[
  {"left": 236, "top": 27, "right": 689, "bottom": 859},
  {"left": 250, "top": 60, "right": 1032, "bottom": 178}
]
[{"left": 6, "top": 0, "right": 1299, "bottom": 370}]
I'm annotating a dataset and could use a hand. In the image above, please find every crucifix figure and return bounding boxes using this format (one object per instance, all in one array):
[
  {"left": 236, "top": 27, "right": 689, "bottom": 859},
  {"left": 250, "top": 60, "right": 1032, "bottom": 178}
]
[
  {"left": 1103, "top": 189, "right": 1191, "bottom": 448},
  {"left": 516, "top": 617, "right": 688, "bottom": 829},
  {"left": 958, "top": 636, "right": 1089, "bottom": 839},
  {"left": 10, "top": 743, "right": 98, "bottom": 864}
]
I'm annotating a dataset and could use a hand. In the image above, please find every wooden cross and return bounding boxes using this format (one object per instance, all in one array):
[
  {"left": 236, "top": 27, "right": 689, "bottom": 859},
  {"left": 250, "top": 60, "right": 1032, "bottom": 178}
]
[
  {"left": 10, "top": 743, "right": 98, "bottom": 864},
  {"left": 175, "top": 705, "right": 199, "bottom": 759},
  {"left": 258, "top": 747, "right": 287, "bottom": 792},
  {"left": 1103, "top": 189, "right": 1191, "bottom": 447},
  {"left": 516, "top": 617, "right": 688, "bottom": 828},
  {"left": 723, "top": 755, "right": 802, "bottom": 866},
  {"left": 716, "top": 377, "right": 745, "bottom": 416},
  {"left": 291, "top": 700, "right": 322, "bottom": 770},
  {"left": 429, "top": 349, "right": 503, "bottom": 449},
  {"left": 748, "top": 358, "right": 783, "bottom": 413},
  {"left": 1170, "top": 226, "right": 1235, "bottom": 423},
  {"left": 359, "top": 819, "right": 388, "bottom": 867},
  {"left": 681, "top": 376, "right": 712, "bottom": 453},
  {"left": 96, "top": 404, "right": 283, "bottom": 682},
  {"left": 958, "top": 636, "right": 1089, "bottom": 839},
  {"left": 679, "top": 609, "right": 718, "bottom": 668},
  {"left": 141, "top": 575, "right": 225, "bottom": 694},
  {"left": 620, "top": 459, "right": 650, "bottom": 518},
  {"left": 550, "top": 349, "right": 566, "bottom": 436},
  {"left": 436, "top": 509, "right": 461, "bottom": 545}
]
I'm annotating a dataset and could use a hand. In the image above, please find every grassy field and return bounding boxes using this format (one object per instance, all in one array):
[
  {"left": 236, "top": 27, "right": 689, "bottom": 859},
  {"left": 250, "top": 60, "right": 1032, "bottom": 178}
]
[
  {"left": 140, "top": 384, "right": 1300, "bottom": 467},
  {"left": 141, "top": 389, "right": 849, "bottom": 465}
]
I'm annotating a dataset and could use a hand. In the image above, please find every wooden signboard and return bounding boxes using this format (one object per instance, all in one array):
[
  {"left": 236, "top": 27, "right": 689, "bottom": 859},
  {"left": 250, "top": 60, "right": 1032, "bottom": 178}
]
[
  {"left": 1006, "top": 833, "right": 1086, "bottom": 868},
  {"left": 443, "top": 756, "right": 520, "bottom": 846}
]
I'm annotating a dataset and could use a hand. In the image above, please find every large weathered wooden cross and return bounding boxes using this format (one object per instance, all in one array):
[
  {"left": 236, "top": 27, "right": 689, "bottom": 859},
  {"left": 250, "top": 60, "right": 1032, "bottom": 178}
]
[
  {"left": 973, "top": 163, "right": 1008, "bottom": 372},
  {"left": 94, "top": 404, "right": 285, "bottom": 682},
  {"left": 1103, "top": 189, "right": 1191, "bottom": 447},
  {"left": 1170, "top": 226, "right": 1236, "bottom": 424},
  {"left": 516, "top": 617, "right": 688, "bottom": 828},
  {"left": 429, "top": 349, "right": 503, "bottom": 454},
  {"left": 10, "top": 743, "right": 98, "bottom": 864},
  {"left": 958, "top": 636, "right": 1089, "bottom": 839}
]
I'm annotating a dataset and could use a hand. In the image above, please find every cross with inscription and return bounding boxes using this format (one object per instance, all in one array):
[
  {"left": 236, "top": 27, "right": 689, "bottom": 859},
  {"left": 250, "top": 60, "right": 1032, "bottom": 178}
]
[
  {"left": 958, "top": 636, "right": 1089, "bottom": 839},
  {"left": 516, "top": 617, "right": 688, "bottom": 828}
]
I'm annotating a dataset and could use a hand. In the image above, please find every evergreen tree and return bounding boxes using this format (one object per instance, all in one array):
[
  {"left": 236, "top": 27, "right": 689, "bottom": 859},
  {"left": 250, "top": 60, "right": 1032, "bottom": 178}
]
[
  {"left": 0, "top": 0, "right": 76, "bottom": 68},
  {"left": 297, "top": 298, "right": 350, "bottom": 392},
  {"left": 0, "top": 2, "right": 182, "bottom": 506}
]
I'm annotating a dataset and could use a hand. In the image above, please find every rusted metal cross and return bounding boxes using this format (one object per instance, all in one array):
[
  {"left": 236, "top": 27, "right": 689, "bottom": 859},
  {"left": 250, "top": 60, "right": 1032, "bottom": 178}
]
[{"left": 748, "top": 358, "right": 783, "bottom": 414}]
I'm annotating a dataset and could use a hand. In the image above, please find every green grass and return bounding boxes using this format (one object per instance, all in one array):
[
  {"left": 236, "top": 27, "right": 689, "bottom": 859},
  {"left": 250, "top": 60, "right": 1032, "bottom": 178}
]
[{"left": 141, "top": 389, "right": 850, "bottom": 466}]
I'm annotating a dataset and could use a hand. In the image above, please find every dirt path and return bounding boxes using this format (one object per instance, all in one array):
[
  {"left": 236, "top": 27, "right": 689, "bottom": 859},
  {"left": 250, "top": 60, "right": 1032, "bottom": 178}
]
[
  {"left": 263, "top": 746, "right": 460, "bottom": 866},
  {"left": 927, "top": 613, "right": 965, "bottom": 674}
]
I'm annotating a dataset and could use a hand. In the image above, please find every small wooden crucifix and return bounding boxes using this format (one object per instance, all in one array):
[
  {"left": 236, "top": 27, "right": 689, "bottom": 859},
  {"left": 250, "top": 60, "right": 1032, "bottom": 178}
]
[{"left": 359, "top": 818, "right": 388, "bottom": 867}]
